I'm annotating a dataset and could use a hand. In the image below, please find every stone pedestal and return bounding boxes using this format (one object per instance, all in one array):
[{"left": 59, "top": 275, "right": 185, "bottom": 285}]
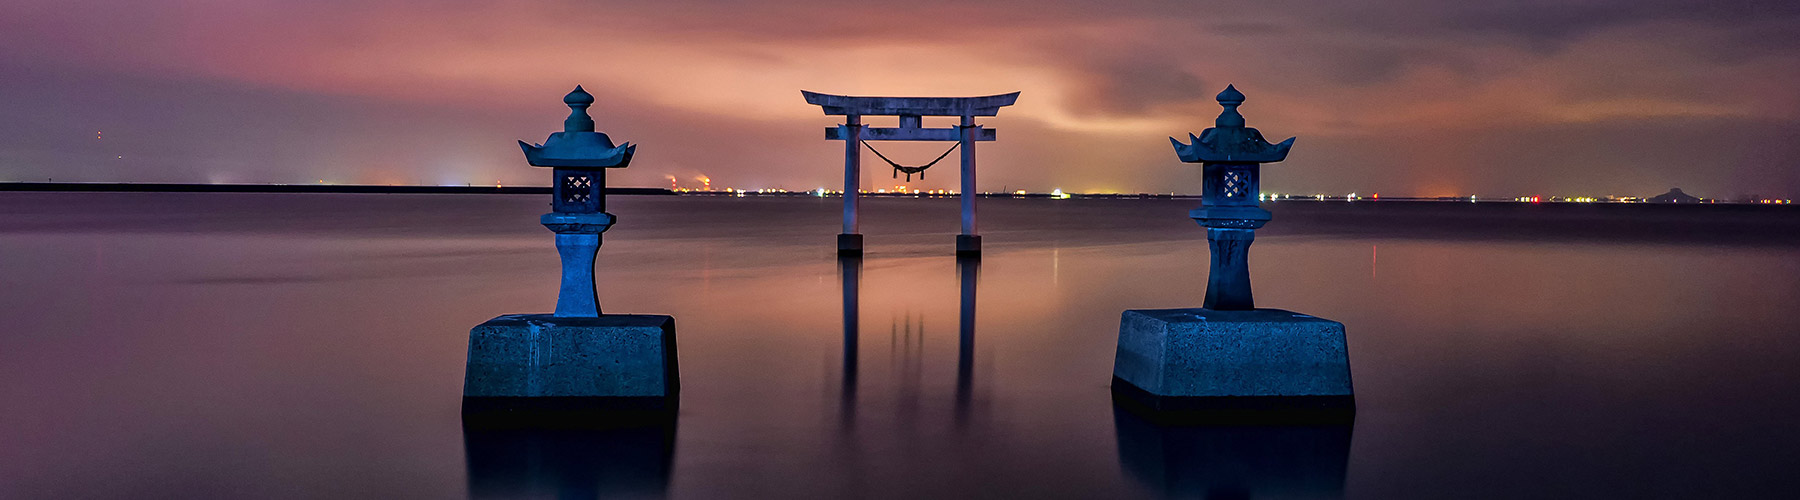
[
  {"left": 1112, "top": 308, "right": 1352, "bottom": 412},
  {"left": 464, "top": 314, "right": 679, "bottom": 417},
  {"left": 837, "top": 233, "right": 863, "bottom": 255}
]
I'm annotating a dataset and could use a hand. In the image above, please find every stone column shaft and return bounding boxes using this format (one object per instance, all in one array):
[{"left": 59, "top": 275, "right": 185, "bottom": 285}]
[
  {"left": 1203, "top": 228, "right": 1255, "bottom": 310},
  {"left": 959, "top": 115, "right": 977, "bottom": 236},
  {"left": 843, "top": 115, "right": 861, "bottom": 235},
  {"left": 554, "top": 232, "right": 601, "bottom": 317},
  {"left": 543, "top": 212, "right": 614, "bottom": 318}
]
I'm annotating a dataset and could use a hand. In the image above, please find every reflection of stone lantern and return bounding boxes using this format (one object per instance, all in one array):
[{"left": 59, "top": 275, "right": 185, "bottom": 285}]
[
  {"left": 1173, "top": 85, "right": 1292, "bottom": 311},
  {"left": 463, "top": 87, "right": 677, "bottom": 421},
  {"left": 1111, "top": 86, "right": 1352, "bottom": 417}
]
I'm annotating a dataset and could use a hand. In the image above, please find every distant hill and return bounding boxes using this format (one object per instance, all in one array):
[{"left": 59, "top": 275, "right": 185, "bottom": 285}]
[{"left": 1648, "top": 188, "right": 1702, "bottom": 203}]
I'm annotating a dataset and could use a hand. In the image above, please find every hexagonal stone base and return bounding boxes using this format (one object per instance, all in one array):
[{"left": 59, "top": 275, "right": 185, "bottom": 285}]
[
  {"left": 1112, "top": 308, "right": 1353, "bottom": 411},
  {"left": 463, "top": 314, "right": 678, "bottom": 417}
]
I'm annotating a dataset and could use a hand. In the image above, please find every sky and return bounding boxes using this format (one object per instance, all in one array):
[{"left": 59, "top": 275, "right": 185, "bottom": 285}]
[{"left": 2, "top": 0, "right": 1797, "bottom": 198}]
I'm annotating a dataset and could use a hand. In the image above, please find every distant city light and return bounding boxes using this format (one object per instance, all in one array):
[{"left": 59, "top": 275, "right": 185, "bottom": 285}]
[{"left": 554, "top": 185, "right": 1791, "bottom": 203}]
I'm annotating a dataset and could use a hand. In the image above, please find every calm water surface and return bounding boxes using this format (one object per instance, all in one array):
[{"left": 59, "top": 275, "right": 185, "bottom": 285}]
[{"left": 2, "top": 193, "right": 1799, "bottom": 499}]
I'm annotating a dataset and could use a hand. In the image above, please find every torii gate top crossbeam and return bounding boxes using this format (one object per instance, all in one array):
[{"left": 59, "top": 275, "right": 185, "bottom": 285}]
[{"left": 802, "top": 91, "right": 1020, "bottom": 117}]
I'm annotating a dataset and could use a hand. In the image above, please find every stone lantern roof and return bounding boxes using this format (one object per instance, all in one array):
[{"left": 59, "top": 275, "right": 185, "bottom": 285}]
[
  {"left": 519, "top": 86, "right": 635, "bottom": 169},
  {"left": 1171, "top": 85, "right": 1295, "bottom": 164}
]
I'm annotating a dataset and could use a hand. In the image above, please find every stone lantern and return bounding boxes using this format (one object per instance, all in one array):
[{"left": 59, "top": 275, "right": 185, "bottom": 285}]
[
  {"left": 1175, "top": 84, "right": 1292, "bottom": 311},
  {"left": 463, "top": 86, "right": 678, "bottom": 420},
  {"left": 519, "top": 85, "right": 634, "bottom": 317},
  {"left": 1110, "top": 85, "right": 1352, "bottom": 416}
]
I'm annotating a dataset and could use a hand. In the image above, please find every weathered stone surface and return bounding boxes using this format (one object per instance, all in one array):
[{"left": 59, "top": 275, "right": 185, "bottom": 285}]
[
  {"left": 464, "top": 314, "right": 678, "bottom": 400},
  {"left": 1113, "top": 308, "right": 1352, "bottom": 399}
]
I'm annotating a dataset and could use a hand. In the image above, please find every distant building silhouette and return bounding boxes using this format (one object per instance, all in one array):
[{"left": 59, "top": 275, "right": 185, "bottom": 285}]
[{"left": 1648, "top": 188, "right": 1702, "bottom": 203}]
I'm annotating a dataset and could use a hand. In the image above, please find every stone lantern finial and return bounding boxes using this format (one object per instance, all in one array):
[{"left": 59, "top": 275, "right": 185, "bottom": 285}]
[
  {"left": 563, "top": 85, "right": 596, "bottom": 133},
  {"left": 1214, "top": 84, "right": 1245, "bottom": 127}
]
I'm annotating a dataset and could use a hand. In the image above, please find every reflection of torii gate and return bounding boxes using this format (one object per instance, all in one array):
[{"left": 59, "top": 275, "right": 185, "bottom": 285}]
[
  {"left": 836, "top": 256, "right": 981, "bottom": 430},
  {"left": 803, "top": 91, "right": 1020, "bottom": 256}
]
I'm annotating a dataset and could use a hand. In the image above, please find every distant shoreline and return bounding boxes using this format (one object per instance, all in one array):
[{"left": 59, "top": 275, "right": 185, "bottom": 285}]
[
  {"left": 1, "top": 182, "right": 1790, "bottom": 205},
  {"left": 0, "top": 182, "right": 1184, "bottom": 199}
]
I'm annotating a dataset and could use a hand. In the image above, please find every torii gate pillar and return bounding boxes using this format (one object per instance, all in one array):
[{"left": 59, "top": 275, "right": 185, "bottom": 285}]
[
  {"left": 840, "top": 114, "right": 863, "bottom": 253},
  {"left": 957, "top": 114, "right": 979, "bottom": 254},
  {"left": 804, "top": 91, "right": 1020, "bottom": 256}
]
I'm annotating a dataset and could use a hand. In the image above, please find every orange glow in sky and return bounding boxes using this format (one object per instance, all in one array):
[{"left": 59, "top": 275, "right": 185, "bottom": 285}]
[{"left": 1, "top": 1, "right": 1796, "bottom": 197}]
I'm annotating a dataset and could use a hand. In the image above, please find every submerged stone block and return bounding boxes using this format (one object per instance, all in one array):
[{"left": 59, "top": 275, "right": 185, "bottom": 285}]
[
  {"left": 1112, "top": 407, "right": 1351, "bottom": 497},
  {"left": 838, "top": 233, "right": 863, "bottom": 254},
  {"left": 463, "top": 314, "right": 678, "bottom": 414},
  {"left": 956, "top": 234, "right": 981, "bottom": 255},
  {"left": 1112, "top": 308, "right": 1352, "bottom": 410}
]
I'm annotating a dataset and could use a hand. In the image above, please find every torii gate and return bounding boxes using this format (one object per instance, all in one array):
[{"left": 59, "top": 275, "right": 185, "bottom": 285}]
[{"left": 803, "top": 91, "right": 1020, "bottom": 256}]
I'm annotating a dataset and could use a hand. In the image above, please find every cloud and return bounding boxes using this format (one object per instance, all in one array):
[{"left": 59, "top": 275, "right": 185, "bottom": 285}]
[{"left": 1, "top": 0, "right": 1796, "bottom": 197}]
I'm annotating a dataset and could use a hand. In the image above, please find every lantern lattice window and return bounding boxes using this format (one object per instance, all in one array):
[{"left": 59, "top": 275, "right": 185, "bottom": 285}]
[
  {"left": 562, "top": 173, "right": 592, "bottom": 204},
  {"left": 1223, "top": 170, "right": 1248, "bottom": 199}
]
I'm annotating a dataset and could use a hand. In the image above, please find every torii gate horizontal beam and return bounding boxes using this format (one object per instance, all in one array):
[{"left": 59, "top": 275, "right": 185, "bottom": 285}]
[
  {"left": 802, "top": 91, "right": 1020, "bottom": 117},
  {"left": 826, "top": 126, "right": 996, "bottom": 142}
]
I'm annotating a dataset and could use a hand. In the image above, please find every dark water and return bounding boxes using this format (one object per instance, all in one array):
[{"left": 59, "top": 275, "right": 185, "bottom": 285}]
[{"left": 3, "top": 193, "right": 1798, "bottom": 499}]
